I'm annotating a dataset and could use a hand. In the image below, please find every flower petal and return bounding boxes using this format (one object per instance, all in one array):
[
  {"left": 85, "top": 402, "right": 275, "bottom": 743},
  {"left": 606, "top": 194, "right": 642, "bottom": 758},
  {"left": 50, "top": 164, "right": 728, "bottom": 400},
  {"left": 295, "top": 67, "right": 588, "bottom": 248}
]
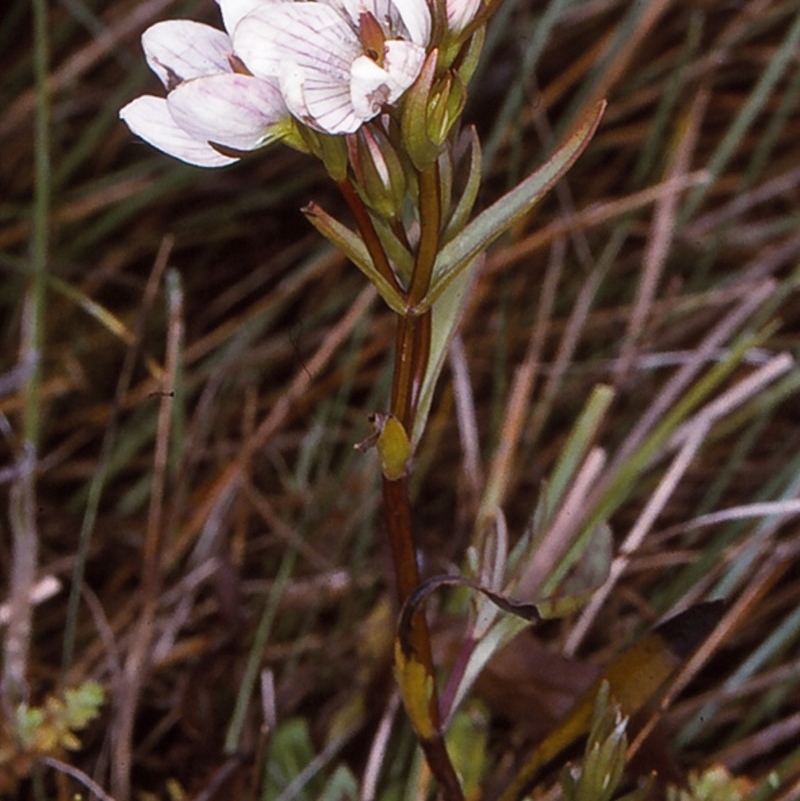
[
  {"left": 119, "top": 95, "right": 238, "bottom": 167},
  {"left": 167, "top": 73, "right": 288, "bottom": 150},
  {"left": 217, "top": 0, "right": 278, "bottom": 37},
  {"left": 280, "top": 61, "right": 362, "bottom": 132},
  {"left": 236, "top": 2, "right": 367, "bottom": 131},
  {"left": 234, "top": 2, "right": 359, "bottom": 80},
  {"left": 446, "top": 0, "right": 481, "bottom": 34},
  {"left": 316, "top": 0, "right": 388, "bottom": 32},
  {"left": 349, "top": 56, "right": 394, "bottom": 121},
  {"left": 142, "top": 20, "right": 232, "bottom": 90},
  {"left": 382, "top": 39, "right": 426, "bottom": 98},
  {"left": 317, "top": 0, "right": 430, "bottom": 45},
  {"left": 348, "top": 41, "right": 425, "bottom": 122},
  {"left": 389, "top": 0, "right": 431, "bottom": 45}
]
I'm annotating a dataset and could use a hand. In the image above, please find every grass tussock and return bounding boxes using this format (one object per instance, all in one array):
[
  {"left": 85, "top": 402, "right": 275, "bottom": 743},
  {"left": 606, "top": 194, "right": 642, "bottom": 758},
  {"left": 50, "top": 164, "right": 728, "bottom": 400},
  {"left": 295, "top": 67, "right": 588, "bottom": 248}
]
[{"left": 2, "top": 0, "right": 800, "bottom": 799}]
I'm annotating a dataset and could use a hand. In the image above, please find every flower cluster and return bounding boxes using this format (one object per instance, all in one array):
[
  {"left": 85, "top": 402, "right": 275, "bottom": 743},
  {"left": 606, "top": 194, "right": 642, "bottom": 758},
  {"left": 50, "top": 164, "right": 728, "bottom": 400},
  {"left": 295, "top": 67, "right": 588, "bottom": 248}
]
[{"left": 120, "top": 0, "right": 484, "bottom": 168}]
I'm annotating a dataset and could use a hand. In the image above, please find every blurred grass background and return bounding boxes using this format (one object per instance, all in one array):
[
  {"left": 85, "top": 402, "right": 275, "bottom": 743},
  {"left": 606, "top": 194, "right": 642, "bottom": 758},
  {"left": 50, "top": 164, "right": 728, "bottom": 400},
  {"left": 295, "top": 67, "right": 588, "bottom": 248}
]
[{"left": 2, "top": 0, "right": 800, "bottom": 799}]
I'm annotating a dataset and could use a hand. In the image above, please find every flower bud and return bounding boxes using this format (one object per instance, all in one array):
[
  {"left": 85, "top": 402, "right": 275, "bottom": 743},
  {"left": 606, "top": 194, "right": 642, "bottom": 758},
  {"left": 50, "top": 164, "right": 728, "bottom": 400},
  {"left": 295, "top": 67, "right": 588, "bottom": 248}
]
[
  {"left": 350, "top": 124, "right": 409, "bottom": 221},
  {"left": 427, "top": 71, "right": 466, "bottom": 147},
  {"left": 401, "top": 50, "right": 467, "bottom": 169},
  {"left": 561, "top": 683, "right": 630, "bottom": 801}
]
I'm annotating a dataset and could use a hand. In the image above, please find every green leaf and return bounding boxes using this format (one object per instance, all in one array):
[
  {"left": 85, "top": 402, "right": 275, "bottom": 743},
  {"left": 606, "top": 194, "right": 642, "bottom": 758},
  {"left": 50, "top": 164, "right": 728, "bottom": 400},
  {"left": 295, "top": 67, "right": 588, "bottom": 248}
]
[
  {"left": 263, "top": 717, "right": 316, "bottom": 797},
  {"left": 64, "top": 680, "right": 104, "bottom": 728},
  {"left": 393, "top": 642, "right": 437, "bottom": 741},
  {"left": 423, "top": 100, "right": 606, "bottom": 311},
  {"left": 15, "top": 704, "right": 45, "bottom": 749},
  {"left": 561, "top": 682, "right": 628, "bottom": 801},
  {"left": 411, "top": 253, "right": 479, "bottom": 447},
  {"left": 372, "top": 216, "right": 415, "bottom": 283},
  {"left": 443, "top": 127, "right": 483, "bottom": 243},
  {"left": 319, "top": 766, "right": 358, "bottom": 801},
  {"left": 302, "top": 203, "right": 406, "bottom": 313},
  {"left": 446, "top": 703, "right": 490, "bottom": 796}
]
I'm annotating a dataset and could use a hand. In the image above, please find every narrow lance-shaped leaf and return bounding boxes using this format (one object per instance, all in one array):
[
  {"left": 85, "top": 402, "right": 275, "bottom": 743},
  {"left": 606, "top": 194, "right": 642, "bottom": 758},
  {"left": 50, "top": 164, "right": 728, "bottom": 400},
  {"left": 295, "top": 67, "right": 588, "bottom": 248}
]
[
  {"left": 443, "top": 126, "right": 483, "bottom": 243},
  {"left": 302, "top": 203, "right": 406, "bottom": 314},
  {"left": 422, "top": 100, "right": 606, "bottom": 311},
  {"left": 412, "top": 254, "right": 478, "bottom": 447},
  {"left": 397, "top": 571, "right": 605, "bottom": 655},
  {"left": 372, "top": 216, "right": 415, "bottom": 283}
]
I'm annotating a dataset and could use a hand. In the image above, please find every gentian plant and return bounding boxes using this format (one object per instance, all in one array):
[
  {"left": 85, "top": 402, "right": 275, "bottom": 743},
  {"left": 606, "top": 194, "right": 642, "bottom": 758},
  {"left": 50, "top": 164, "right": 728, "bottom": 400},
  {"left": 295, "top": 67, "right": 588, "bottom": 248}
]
[{"left": 121, "top": 0, "right": 605, "bottom": 797}]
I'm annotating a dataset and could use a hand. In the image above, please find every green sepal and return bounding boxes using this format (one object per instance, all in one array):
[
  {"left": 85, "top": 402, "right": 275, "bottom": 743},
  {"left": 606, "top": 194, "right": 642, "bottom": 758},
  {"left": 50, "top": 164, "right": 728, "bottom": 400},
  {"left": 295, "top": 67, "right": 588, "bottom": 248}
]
[
  {"left": 297, "top": 126, "right": 348, "bottom": 182},
  {"left": 427, "top": 72, "right": 466, "bottom": 147},
  {"left": 273, "top": 116, "right": 313, "bottom": 155},
  {"left": 437, "top": 146, "right": 454, "bottom": 231},
  {"left": 401, "top": 49, "right": 444, "bottom": 170},
  {"left": 423, "top": 100, "right": 606, "bottom": 311}
]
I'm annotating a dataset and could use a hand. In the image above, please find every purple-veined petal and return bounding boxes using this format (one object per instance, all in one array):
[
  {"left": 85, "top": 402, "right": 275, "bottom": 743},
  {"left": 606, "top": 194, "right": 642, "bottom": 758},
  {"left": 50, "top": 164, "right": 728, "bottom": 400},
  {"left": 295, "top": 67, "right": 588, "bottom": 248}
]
[
  {"left": 389, "top": 0, "right": 431, "bottom": 45},
  {"left": 281, "top": 61, "right": 362, "bottom": 132},
  {"left": 318, "top": 0, "right": 390, "bottom": 34},
  {"left": 217, "top": 0, "right": 280, "bottom": 37},
  {"left": 349, "top": 42, "right": 423, "bottom": 121},
  {"left": 348, "top": 44, "right": 421, "bottom": 123},
  {"left": 119, "top": 95, "right": 238, "bottom": 167},
  {"left": 382, "top": 39, "right": 425, "bottom": 98},
  {"left": 446, "top": 0, "right": 481, "bottom": 33},
  {"left": 361, "top": 126, "right": 391, "bottom": 186},
  {"left": 142, "top": 20, "right": 232, "bottom": 90},
  {"left": 236, "top": 2, "right": 366, "bottom": 131},
  {"left": 167, "top": 73, "right": 288, "bottom": 150},
  {"left": 349, "top": 56, "right": 394, "bottom": 121},
  {"left": 234, "top": 2, "right": 359, "bottom": 80},
  {"left": 319, "top": 0, "right": 430, "bottom": 46}
]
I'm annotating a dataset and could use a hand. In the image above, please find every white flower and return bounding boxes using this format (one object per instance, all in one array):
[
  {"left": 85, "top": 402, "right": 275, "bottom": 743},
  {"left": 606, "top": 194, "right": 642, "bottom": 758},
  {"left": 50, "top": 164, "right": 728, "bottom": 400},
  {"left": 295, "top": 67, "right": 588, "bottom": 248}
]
[
  {"left": 231, "top": 0, "right": 431, "bottom": 134},
  {"left": 446, "top": 0, "right": 483, "bottom": 34},
  {"left": 120, "top": 17, "right": 289, "bottom": 167},
  {"left": 120, "top": 0, "right": 482, "bottom": 164}
]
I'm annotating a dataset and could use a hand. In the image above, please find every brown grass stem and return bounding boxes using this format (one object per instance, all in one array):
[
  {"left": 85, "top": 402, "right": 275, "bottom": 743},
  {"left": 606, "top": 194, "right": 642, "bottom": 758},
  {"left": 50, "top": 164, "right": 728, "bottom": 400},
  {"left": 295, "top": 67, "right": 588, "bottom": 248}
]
[{"left": 112, "top": 272, "right": 183, "bottom": 801}]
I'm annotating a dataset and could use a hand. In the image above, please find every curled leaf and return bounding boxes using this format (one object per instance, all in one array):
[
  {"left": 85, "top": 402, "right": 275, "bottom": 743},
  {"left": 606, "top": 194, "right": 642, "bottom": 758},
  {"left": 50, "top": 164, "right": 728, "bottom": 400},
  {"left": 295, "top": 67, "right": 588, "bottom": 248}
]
[{"left": 394, "top": 640, "right": 437, "bottom": 740}]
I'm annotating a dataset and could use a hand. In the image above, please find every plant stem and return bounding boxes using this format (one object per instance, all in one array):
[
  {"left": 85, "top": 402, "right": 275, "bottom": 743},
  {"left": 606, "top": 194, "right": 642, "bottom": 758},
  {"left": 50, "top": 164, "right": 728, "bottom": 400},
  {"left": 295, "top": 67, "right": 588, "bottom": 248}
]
[
  {"left": 343, "top": 157, "right": 462, "bottom": 798},
  {"left": 409, "top": 163, "right": 442, "bottom": 307},
  {"left": 338, "top": 178, "right": 404, "bottom": 297},
  {"left": 390, "top": 311, "right": 432, "bottom": 428},
  {"left": 389, "top": 163, "right": 464, "bottom": 800},
  {"left": 392, "top": 161, "right": 440, "bottom": 425}
]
